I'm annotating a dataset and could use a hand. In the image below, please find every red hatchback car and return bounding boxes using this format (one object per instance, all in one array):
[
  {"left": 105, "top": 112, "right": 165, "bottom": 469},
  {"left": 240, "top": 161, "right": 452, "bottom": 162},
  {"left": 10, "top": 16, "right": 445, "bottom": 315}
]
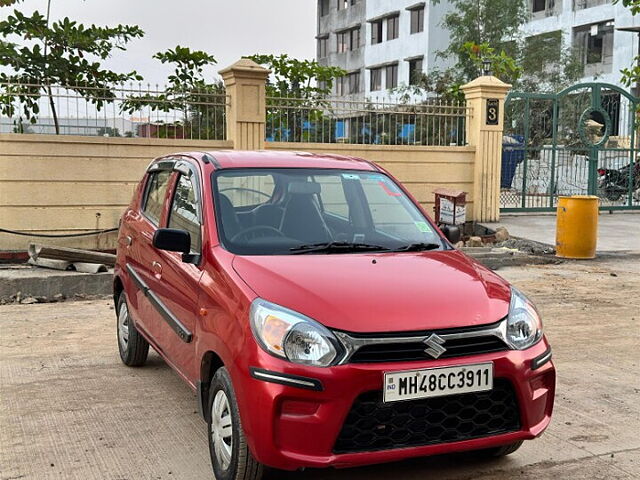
[{"left": 114, "top": 150, "right": 555, "bottom": 480}]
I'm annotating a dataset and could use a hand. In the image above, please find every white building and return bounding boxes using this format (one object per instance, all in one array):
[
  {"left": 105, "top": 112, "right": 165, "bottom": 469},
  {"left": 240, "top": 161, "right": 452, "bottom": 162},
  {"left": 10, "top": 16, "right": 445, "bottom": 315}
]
[
  {"left": 523, "top": 0, "right": 639, "bottom": 94},
  {"left": 317, "top": 0, "right": 453, "bottom": 100},
  {"left": 317, "top": 0, "right": 639, "bottom": 98}
]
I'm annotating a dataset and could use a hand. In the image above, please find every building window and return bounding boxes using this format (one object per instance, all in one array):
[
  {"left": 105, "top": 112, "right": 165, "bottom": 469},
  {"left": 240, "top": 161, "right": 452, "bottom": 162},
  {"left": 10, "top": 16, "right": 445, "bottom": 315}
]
[
  {"left": 336, "top": 76, "right": 346, "bottom": 96},
  {"left": 337, "top": 0, "right": 348, "bottom": 10},
  {"left": 532, "top": 0, "right": 546, "bottom": 12},
  {"left": 337, "top": 31, "right": 349, "bottom": 53},
  {"left": 350, "top": 27, "right": 361, "bottom": 50},
  {"left": 337, "top": 27, "right": 360, "bottom": 52},
  {"left": 320, "top": 0, "right": 330, "bottom": 16},
  {"left": 531, "top": 0, "right": 559, "bottom": 16},
  {"left": 410, "top": 7, "right": 424, "bottom": 34},
  {"left": 386, "top": 63, "right": 398, "bottom": 89},
  {"left": 318, "top": 37, "right": 329, "bottom": 58},
  {"left": 387, "top": 15, "right": 399, "bottom": 41},
  {"left": 408, "top": 58, "right": 423, "bottom": 85},
  {"left": 574, "top": 21, "right": 614, "bottom": 74},
  {"left": 371, "top": 20, "right": 383, "bottom": 44},
  {"left": 573, "top": 0, "right": 608, "bottom": 10},
  {"left": 370, "top": 67, "right": 382, "bottom": 91},
  {"left": 348, "top": 71, "right": 361, "bottom": 94}
]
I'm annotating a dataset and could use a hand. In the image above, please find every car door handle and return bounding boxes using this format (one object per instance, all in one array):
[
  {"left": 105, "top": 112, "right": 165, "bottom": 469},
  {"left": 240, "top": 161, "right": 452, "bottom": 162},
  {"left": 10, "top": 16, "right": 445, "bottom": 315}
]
[
  {"left": 118, "top": 235, "right": 133, "bottom": 247},
  {"left": 152, "top": 261, "right": 162, "bottom": 275}
]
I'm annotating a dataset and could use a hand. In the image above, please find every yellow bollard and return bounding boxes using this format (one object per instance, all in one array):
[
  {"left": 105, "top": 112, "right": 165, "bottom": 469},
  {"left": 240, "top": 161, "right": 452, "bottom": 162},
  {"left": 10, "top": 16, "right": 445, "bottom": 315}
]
[{"left": 556, "top": 195, "right": 599, "bottom": 259}]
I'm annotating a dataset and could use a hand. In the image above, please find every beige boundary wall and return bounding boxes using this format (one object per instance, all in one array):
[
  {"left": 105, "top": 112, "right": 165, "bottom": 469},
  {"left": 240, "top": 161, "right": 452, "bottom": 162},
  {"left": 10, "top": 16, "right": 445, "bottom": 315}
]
[
  {"left": 0, "top": 134, "right": 232, "bottom": 251},
  {"left": 0, "top": 59, "right": 508, "bottom": 252}
]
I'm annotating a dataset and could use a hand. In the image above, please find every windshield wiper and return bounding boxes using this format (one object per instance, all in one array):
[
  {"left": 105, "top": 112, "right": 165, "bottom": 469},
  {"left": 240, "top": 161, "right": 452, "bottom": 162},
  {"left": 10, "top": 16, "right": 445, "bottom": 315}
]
[
  {"left": 289, "top": 241, "right": 390, "bottom": 255},
  {"left": 389, "top": 242, "right": 442, "bottom": 252}
]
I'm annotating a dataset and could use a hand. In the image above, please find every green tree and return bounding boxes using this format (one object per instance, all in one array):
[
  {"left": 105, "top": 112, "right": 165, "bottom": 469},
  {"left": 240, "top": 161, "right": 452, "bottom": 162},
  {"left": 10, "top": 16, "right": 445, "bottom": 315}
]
[
  {"left": 421, "top": 0, "right": 582, "bottom": 98},
  {"left": 0, "top": 3, "right": 144, "bottom": 133},
  {"left": 246, "top": 54, "right": 346, "bottom": 142},
  {"left": 246, "top": 54, "right": 345, "bottom": 98},
  {"left": 434, "top": 0, "right": 526, "bottom": 81},
  {"left": 121, "top": 46, "right": 226, "bottom": 140}
]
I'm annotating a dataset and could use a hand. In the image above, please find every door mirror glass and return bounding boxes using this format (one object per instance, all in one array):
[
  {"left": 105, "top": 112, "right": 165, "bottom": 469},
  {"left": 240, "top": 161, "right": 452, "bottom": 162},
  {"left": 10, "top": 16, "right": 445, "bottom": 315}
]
[
  {"left": 441, "top": 225, "right": 461, "bottom": 244},
  {"left": 153, "top": 228, "right": 191, "bottom": 254}
]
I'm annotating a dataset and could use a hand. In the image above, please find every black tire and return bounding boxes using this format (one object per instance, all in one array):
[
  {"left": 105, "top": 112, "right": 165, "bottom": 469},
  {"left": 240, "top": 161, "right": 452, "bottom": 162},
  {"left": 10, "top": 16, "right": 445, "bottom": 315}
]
[
  {"left": 116, "top": 292, "right": 149, "bottom": 367},
  {"left": 488, "top": 440, "right": 524, "bottom": 457},
  {"left": 208, "top": 367, "right": 264, "bottom": 480},
  {"left": 604, "top": 187, "right": 624, "bottom": 202}
]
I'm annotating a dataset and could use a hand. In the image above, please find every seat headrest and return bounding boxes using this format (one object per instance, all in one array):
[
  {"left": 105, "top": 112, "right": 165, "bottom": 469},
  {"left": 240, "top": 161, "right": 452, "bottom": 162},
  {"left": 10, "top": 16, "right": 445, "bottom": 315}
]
[{"left": 288, "top": 181, "right": 321, "bottom": 195}]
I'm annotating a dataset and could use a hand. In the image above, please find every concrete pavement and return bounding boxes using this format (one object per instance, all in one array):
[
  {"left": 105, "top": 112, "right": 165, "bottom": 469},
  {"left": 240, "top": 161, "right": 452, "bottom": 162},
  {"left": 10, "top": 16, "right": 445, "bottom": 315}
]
[
  {"left": 485, "top": 213, "right": 640, "bottom": 253},
  {"left": 1, "top": 257, "right": 639, "bottom": 480}
]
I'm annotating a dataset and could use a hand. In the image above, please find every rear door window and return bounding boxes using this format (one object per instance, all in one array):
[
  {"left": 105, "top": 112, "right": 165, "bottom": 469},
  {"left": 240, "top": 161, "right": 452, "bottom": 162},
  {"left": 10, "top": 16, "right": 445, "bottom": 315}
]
[{"left": 142, "top": 170, "right": 172, "bottom": 226}]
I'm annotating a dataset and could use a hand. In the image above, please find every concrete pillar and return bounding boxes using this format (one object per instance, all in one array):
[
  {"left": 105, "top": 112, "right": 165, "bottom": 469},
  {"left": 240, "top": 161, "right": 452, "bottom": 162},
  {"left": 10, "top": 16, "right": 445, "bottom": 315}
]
[
  {"left": 219, "top": 59, "right": 270, "bottom": 150},
  {"left": 461, "top": 76, "right": 511, "bottom": 222}
]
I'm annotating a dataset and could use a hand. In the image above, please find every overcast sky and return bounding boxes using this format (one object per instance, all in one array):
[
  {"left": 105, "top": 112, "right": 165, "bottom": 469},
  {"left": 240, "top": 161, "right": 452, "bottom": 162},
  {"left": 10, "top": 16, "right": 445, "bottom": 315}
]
[{"left": 2, "top": 0, "right": 317, "bottom": 85}]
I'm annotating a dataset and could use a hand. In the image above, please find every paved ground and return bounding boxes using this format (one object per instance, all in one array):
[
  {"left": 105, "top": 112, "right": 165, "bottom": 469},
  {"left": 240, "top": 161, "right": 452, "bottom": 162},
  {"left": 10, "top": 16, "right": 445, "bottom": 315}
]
[
  {"left": 485, "top": 212, "right": 640, "bottom": 253},
  {"left": 1, "top": 257, "right": 639, "bottom": 480}
]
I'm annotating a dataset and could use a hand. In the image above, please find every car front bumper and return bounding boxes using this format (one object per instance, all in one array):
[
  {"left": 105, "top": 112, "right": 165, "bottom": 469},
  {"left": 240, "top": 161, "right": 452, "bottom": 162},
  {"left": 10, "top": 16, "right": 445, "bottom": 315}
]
[{"left": 232, "top": 337, "right": 555, "bottom": 471}]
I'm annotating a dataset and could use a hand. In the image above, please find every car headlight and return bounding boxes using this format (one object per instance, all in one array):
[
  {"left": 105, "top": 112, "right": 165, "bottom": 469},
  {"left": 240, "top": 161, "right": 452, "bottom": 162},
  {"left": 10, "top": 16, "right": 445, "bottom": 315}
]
[
  {"left": 250, "top": 299, "right": 339, "bottom": 367},
  {"left": 506, "top": 287, "right": 543, "bottom": 350}
]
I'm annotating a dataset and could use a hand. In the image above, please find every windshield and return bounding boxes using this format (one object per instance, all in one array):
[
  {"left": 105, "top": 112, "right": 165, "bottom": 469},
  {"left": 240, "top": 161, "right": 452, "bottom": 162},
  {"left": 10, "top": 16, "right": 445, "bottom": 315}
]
[{"left": 213, "top": 168, "right": 443, "bottom": 255}]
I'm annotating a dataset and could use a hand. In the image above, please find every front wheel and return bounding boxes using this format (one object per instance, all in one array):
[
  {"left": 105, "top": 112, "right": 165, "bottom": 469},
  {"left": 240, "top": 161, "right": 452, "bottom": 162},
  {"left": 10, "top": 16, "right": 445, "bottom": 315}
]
[{"left": 208, "top": 367, "right": 264, "bottom": 480}]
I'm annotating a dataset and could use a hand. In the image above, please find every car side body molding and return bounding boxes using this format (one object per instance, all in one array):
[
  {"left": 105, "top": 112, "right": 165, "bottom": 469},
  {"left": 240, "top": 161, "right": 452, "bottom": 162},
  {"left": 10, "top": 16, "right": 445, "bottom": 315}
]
[{"left": 125, "top": 263, "right": 193, "bottom": 343}]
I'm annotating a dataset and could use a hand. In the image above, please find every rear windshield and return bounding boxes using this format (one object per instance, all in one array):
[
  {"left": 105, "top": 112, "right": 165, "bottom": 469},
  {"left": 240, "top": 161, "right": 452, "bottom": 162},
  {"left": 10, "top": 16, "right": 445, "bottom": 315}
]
[{"left": 212, "top": 168, "right": 443, "bottom": 255}]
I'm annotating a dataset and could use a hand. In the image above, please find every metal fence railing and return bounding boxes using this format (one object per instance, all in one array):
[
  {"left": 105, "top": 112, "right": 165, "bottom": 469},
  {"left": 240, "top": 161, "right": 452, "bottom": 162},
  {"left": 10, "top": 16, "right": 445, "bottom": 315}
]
[
  {"left": 265, "top": 95, "right": 471, "bottom": 146},
  {"left": 0, "top": 81, "right": 228, "bottom": 140}
]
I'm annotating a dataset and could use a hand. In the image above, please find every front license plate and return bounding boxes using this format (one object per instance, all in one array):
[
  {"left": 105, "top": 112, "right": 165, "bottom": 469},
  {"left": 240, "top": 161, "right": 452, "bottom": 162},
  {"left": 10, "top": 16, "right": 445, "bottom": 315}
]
[{"left": 383, "top": 362, "right": 493, "bottom": 403}]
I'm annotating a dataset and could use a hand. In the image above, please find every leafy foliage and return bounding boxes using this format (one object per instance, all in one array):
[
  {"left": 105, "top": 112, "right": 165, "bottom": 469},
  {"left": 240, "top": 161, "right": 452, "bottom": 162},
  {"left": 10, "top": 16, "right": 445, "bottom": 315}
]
[
  {"left": 434, "top": 0, "right": 526, "bottom": 81},
  {"left": 246, "top": 54, "right": 346, "bottom": 98},
  {"left": 415, "top": 0, "right": 583, "bottom": 100},
  {"left": 615, "top": 0, "right": 640, "bottom": 14},
  {"left": 121, "top": 46, "right": 225, "bottom": 140},
  {"left": 0, "top": 8, "right": 144, "bottom": 133},
  {"left": 247, "top": 54, "right": 346, "bottom": 143}
]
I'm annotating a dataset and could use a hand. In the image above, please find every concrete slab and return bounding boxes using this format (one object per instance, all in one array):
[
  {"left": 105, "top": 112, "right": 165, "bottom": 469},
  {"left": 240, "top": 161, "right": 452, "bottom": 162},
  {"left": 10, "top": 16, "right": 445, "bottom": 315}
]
[
  {"left": 0, "top": 257, "right": 638, "bottom": 479},
  {"left": 485, "top": 213, "right": 640, "bottom": 253},
  {"left": 0, "top": 265, "right": 112, "bottom": 301}
]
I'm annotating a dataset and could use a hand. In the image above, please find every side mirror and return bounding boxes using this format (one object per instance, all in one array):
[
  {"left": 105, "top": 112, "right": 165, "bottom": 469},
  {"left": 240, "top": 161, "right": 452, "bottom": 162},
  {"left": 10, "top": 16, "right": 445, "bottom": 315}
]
[
  {"left": 441, "top": 225, "right": 461, "bottom": 244},
  {"left": 153, "top": 228, "right": 191, "bottom": 254}
]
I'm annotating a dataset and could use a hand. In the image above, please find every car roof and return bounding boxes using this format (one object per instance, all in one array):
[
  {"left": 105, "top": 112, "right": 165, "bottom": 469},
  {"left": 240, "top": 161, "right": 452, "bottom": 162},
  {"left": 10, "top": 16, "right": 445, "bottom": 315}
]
[{"left": 171, "top": 150, "right": 379, "bottom": 172}]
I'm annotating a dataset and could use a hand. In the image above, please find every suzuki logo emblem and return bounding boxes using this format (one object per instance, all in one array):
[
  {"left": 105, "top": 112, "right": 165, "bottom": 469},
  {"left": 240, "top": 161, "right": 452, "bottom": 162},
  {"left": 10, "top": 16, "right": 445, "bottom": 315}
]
[{"left": 423, "top": 333, "right": 447, "bottom": 359}]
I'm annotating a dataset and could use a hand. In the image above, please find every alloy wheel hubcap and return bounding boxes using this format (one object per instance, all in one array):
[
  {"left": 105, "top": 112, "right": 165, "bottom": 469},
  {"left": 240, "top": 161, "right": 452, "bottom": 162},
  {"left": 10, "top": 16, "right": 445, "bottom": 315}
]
[
  {"left": 117, "top": 302, "right": 129, "bottom": 351},
  {"left": 211, "top": 390, "right": 233, "bottom": 470}
]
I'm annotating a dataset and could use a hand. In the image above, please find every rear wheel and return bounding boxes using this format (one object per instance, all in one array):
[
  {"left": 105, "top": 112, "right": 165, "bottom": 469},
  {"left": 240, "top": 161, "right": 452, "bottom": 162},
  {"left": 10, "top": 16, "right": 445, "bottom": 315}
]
[
  {"left": 116, "top": 292, "right": 149, "bottom": 366},
  {"left": 487, "top": 440, "right": 524, "bottom": 457},
  {"left": 208, "top": 367, "right": 264, "bottom": 480}
]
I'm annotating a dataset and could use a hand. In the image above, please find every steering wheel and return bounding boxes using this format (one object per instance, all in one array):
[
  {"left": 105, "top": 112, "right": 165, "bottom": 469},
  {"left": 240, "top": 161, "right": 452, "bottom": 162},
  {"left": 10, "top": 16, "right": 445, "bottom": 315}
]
[
  {"left": 219, "top": 187, "right": 271, "bottom": 200},
  {"left": 231, "top": 226, "right": 285, "bottom": 243}
]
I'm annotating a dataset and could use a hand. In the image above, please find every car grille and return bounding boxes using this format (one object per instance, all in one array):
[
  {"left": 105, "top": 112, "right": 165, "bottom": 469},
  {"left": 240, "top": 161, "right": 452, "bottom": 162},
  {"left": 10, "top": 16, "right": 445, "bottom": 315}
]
[
  {"left": 345, "top": 323, "right": 509, "bottom": 364},
  {"left": 333, "top": 379, "right": 520, "bottom": 454},
  {"left": 349, "top": 335, "right": 507, "bottom": 363}
]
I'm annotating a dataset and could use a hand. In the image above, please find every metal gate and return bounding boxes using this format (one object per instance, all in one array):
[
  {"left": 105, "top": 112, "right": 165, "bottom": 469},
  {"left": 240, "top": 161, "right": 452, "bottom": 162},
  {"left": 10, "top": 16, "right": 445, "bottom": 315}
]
[{"left": 501, "top": 83, "right": 639, "bottom": 212}]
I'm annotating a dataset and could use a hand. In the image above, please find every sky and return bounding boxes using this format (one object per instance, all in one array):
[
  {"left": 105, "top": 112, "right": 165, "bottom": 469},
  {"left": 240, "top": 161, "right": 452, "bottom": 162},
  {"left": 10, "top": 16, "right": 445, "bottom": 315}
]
[{"left": 2, "top": 0, "right": 317, "bottom": 85}]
